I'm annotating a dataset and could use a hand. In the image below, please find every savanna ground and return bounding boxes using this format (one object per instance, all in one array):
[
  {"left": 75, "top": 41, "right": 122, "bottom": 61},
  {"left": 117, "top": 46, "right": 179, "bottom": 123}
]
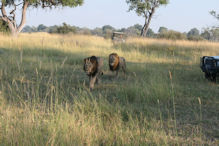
[{"left": 0, "top": 33, "right": 218, "bottom": 145}]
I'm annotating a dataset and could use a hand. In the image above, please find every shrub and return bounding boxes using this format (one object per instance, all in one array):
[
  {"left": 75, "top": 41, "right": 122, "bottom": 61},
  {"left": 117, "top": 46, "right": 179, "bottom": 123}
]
[{"left": 158, "top": 30, "right": 187, "bottom": 40}]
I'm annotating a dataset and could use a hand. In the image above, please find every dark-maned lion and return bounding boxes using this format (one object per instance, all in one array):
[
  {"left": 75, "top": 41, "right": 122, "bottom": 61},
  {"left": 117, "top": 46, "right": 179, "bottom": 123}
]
[
  {"left": 109, "top": 53, "right": 126, "bottom": 76},
  {"left": 83, "top": 56, "right": 103, "bottom": 90}
]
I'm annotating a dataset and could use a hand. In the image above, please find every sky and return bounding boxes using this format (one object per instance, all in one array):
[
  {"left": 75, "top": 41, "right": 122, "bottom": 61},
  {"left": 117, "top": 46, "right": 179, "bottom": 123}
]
[{"left": 23, "top": 0, "right": 219, "bottom": 33}]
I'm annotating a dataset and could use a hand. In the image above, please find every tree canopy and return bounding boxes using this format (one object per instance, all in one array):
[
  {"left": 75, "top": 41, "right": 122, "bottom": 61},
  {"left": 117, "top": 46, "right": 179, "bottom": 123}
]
[
  {"left": 210, "top": 10, "right": 219, "bottom": 21},
  {"left": 0, "top": 0, "right": 83, "bottom": 36},
  {"left": 126, "top": 0, "right": 168, "bottom": 37},
  {"left": 1, "top": 0, "right": 83, "bottom": 8}
]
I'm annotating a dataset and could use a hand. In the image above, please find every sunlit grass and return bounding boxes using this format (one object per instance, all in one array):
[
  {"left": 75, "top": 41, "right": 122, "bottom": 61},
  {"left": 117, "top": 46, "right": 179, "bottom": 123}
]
[{"left": 0, "top": 33, "right": 218, "bottom": 145}]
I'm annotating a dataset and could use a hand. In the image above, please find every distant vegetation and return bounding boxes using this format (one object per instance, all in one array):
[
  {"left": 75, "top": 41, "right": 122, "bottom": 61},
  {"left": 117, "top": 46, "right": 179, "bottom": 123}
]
[{"left": 20, "top": 23, "right": 219, "bottom": 41}]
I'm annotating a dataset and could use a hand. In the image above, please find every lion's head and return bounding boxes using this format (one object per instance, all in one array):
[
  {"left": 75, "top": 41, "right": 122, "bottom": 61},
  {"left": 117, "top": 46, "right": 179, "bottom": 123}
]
[
  {"left": 109, "top": 53, "right": 119, "bottom": 71},
  {"left": 84, "top": 56, "right": 98, "bottom": 76}
]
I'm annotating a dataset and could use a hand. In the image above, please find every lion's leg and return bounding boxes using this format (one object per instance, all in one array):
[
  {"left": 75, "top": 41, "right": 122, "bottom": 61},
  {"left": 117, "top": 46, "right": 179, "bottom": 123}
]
[
  {"left": 116, "top": 70, "right": 119, "bottom": 77},
  {"left": 96, "top": 77, "right": 100, "bottom": 84},
  {"left": 122, "top": 66, "right": 126, "bottom": 75},
  {"left": 89, "top": 76, "right": 97, "bottom": 90},
  {"left": 96, "top": 71, "right": 103, "bottom": 84}
]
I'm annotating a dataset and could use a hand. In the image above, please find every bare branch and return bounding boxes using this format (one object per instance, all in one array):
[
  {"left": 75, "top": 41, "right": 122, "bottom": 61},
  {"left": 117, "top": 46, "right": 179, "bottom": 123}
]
[
  {"left": 1, "top": 3, "right": 12, "bottom": 23},
  {"left": 1, "top": 3, "right": 7, "bottom": 18},
  {"left": 15, "top": 2, "right": 24, "bottom": 7},
  {"left": 9, "top": 2, "right": 17, "bottom": 28}
]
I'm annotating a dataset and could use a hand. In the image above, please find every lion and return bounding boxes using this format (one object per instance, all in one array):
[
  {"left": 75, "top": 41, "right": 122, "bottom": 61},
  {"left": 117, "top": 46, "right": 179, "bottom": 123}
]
[
  {"left": 83, "top": 56, "right": 103, "bottom": 90},
  {"left": 109, "top": 53, "right": 126, "bottom": 77}
]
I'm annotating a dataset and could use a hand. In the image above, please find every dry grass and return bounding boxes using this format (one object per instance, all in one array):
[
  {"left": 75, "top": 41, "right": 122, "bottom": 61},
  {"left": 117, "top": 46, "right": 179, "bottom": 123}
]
[{"left": 0, "top": 33, "right": 219, "bottom": 145}]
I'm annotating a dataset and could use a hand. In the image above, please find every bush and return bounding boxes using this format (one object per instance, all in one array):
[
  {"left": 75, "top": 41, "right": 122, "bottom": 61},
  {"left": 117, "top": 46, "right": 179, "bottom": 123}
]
[
  {"left": 0, "top": 19, "right": 9, "bottom": 33},
  {"left": 158, "top": 30, "right": 187, "bottom": 40},
  {"left": 56, "top": 23, "right": 76, "bottom": 34},
  {"left": 187, "top": 35, "right": 204, "bottom": 41}
]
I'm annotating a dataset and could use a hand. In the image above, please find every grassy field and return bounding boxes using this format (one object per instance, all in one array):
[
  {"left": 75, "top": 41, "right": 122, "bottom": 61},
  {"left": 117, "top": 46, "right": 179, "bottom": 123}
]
[{"left": 0, "top": 33, "right": 219, "bottom": 145}]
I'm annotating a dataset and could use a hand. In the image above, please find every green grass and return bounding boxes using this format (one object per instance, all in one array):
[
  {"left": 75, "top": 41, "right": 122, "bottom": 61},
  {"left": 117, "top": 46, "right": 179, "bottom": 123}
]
[{"left": 0, "top": 33, "right": 219, "bottom": 145}]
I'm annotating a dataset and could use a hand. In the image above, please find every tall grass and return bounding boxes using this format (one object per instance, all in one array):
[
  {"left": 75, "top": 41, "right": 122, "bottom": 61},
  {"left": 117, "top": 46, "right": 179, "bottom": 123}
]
[{"left": 0, "top": 33, "right": 218, "bottom": 145}]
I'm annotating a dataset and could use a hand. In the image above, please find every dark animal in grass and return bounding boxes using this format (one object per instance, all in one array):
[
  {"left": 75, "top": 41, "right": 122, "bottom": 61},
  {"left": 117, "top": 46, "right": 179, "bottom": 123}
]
[
  {"left": 83, "top": 56, "right": 103, "bottom": 90},
  {"left": 109, "top": 53, "right": 126, "bottom": 77}
]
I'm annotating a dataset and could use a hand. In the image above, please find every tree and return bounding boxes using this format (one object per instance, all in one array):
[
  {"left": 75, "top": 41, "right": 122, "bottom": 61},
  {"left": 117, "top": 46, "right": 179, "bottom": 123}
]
[
  {"left": 22, "top": 25, "right": 33, "bottom": 32},
  {"left": 126, "top": 0, "right": 168, "bottom": 37},
  {"left": 133, "top": 24, "right": 143, "bottom": 32},
  {"left": 125, "top": 26, "right": 141, "bottom": 36},
  {"left": 187, "top": 28, "right": 202, "bottom": 40},
  {"left": 146, "top": 28, "right": 155, "bottom": 37},
  {"left": 158, "top": 26, "right": 168, "bottom": 34},
  {"left": 0, "top": 0, "right": 83, "bottom": 37},
  {"left": 48, "top": 25, "right": 58, "bottom": 33},
  {"left": 102, "top": 25, "right": 115, "bottom": 33},
  {"left": 187, "top": 28, "right": 199, "bottom": 37},
  {"left": 56, "top": 23, "right": 76, "bottom": 34},
  {"left": 102, "top": 25, "right": 115, "bottom": 39},
  {"left": 91, "top": 27, "right": 103, "bottom": 36},
  {"left": 201, "top": 29, "right": 211, "bottom": 40},
  {"left": 158, "top": 30, "right": 187, "bottom": 40},
  {"left": 37, "top": 24, "right": 47, "bottom": 32}
]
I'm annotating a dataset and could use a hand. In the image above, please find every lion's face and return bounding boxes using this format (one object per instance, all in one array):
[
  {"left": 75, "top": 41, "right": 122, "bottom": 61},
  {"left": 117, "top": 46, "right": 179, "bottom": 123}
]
[
  {"left": 109, "top": 53, "right": 119, "bottom": 71},
  {"left": 84, "top": 56, "right": 97, "bottom": 76},
  {"left": 109, "top": 55, "right": 116, "bottom": 66}
]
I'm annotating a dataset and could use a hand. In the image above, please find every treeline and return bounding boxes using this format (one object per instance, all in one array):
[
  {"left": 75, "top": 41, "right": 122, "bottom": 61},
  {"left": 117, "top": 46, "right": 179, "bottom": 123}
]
[
  {"left": 21, "top": 23, "right": 219, "bottom": 41},
  {"left": 1, "top": 20, "right": 218, "bottom": 41}
]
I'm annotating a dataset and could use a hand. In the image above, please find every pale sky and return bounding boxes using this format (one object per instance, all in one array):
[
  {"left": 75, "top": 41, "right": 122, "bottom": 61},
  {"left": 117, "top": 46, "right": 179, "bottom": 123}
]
[{"left": 23, "top": 0, "right": 219, "bottom": 32}]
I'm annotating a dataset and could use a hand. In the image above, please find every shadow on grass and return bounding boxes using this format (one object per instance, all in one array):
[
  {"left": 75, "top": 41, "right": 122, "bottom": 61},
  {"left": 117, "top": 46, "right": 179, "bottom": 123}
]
[{"left": 0, "top": 47, "right": 218, "bottom": 140}]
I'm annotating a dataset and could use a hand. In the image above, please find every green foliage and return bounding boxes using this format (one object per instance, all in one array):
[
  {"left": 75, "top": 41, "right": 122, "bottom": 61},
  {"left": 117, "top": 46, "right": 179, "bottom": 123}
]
[
  {"left": 48, "top": 25, "right": 59, "bottom": 33},
  {"left": 210, "top": 28, "right": 219, "bottom": 41},
  {"left": 158, "top": 30, "right": 187, "bottom": 40},
  {"left": 187, "top": 35, "right": 204, "bottom": 41},
  {"left": 22, "top": 25, "right": 34, "bottom": 32},
  {"left": 102, "top": 25, "right": 115, "bottom": 33},
  {"left": 91, "top": 27, "right": 103, "bottom": 36},
  {"left": 2, "top": 0, "right": 83, "bottom": 8},
  {"left": 187, "top": 28, "right": 203, "bottom": 41},
  {"left": 123, "top": 25, "right": 142, "bottom": 36},
  {"left": 102, "top": 25, "right": 115, "bottom": 39},
  {"left": 126, "top": 0, "right": 169, "bottom": 37},
  {"left": 21, "top": 23, "right": 218, "bottom": 42},
  {"left": 146, "top": 28, "right": 155, "bottom": 37},
  {"left": 187, "top": 28, "right": 200, "bottom": 37},
  {"left": 0, "top": 19, "right": 9, "bottom": 33},
  {"left": 133, "top": 24, "right": 142, "bottom": 31},
  {"left": 158, "top": 26, "right": 168, "bottom": 34},
  {"left": 210, "top": 10, "right": 219, "bottom": 21},
  {"left": 201, "top": 28, "right": 219, "bottom": 41},
  {"left": 126, "top": 0, "right": 168, "bottom": 17},
  {"left": 78, "top": 27, "right": 91, "bottom": 35},
  {"left": 37, "top": 24, "right": 48, "bottom": 32},
  {"left": 56, "top": 23, "right": 76, "bottom": 34},
  {"left": 201, "top": 30, "right": 211, "bottom": 40}
]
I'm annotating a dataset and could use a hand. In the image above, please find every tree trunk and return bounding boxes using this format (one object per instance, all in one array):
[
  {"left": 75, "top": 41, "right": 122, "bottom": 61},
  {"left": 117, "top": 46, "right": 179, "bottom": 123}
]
[
  {"left": 140, "top": 8, "right": 155, "bottom": 37},
  {"left": 141, "top": 23, "right": 150, "bottom": 37},
  {"left": 0, "top": 1, "right": 29, "bottom": 37}
]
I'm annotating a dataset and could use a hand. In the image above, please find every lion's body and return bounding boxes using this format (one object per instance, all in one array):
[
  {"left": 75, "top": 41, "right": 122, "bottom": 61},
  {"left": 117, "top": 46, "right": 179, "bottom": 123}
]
[
  {"left": 109, "top": 53, "right": 126, "bottom": 76},
  {"left": 84, "top": 56, "right": 103, "bottom": 90}
]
